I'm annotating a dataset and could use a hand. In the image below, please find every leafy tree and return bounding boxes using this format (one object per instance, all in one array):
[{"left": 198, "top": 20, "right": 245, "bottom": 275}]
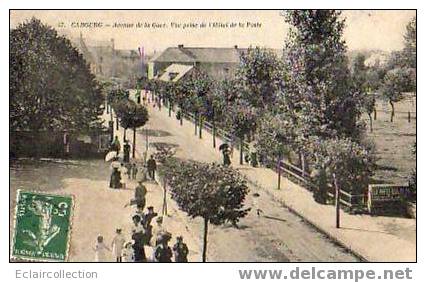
[
  {"left": 255, "top": 111, "right": 296, "bottom": 188},
  {"left": 161, "top": 159, "right": 250, "bottom": 262},
  {"left": 236, "top": 47, "right": 283, "bottom": 110},
  {"left": 282, "top": 10, "right": 362, "bottom": 140},
  {"left": 10, "top": 18, "right": 103, "bottom": 134},
  {"left": 402, "top": 17, "right": 416, "bottom": 69},
  {"left": 380, "top": 67, "right": 412, "bottom": 122},
  {"left": 116, "top": 99, "right": 149, "bottom": 157},
  {"left": 311, "top": 137, "right": 375, "bottom": 204}
]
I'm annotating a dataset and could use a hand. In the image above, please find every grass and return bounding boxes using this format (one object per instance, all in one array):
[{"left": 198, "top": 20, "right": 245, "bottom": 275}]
[{"left": 362, "top": 96, "right": 416, "bottom": 184}]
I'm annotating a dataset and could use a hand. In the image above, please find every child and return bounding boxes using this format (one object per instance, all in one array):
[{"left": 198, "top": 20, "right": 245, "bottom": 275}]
[
  {"left": 94, "top": 235, "right": 111, "bottom": 262},
  {"left": 122, "top": 241, "right": 135, "bottom": 262},
  {"left": 111, "top": 229, "right": 126, "bottom": 262}
]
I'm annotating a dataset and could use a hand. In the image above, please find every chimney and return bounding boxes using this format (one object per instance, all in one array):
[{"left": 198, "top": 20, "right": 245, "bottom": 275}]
[{"left": 178, "top": 44, "right": 184, "bottom": 49}]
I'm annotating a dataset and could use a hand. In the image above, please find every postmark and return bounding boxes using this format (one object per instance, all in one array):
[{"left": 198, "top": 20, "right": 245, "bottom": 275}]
[{"left": 11, "top": 190, "right": 74, "bottom": 262}]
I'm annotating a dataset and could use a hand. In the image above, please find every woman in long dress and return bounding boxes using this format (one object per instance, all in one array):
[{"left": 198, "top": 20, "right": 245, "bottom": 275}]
[{"left": 94, "top": 235, "right": 111, "bottom": 262}]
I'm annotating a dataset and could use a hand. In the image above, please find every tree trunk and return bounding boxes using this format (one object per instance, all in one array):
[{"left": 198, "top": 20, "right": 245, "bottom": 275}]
[
  {"left": 277, "top": 155, "right": 282, "bottom": 190},
  {"left": 162, "top": 179, "right": 168, "bottom": 216},
  {"left": 123, "top": 128, "right": 127, "bottom": 143},
  {"left": 301, "top": 153, "right": 306, "bottom": 178},
  {"left": 333, "top": 173, "right": 340, "bottom": 228},
  {"left": 168, "top": 101, "right": 172, "bottom": 117},
  {"left": 239, "top": 136, "right": 244, "bottom": 165},
  {"left": 374, "top": 108, "right": 377, "bottom": 120},
  {"left": 212, "top": 107, "right": 216, "bottom": 148},
  {"left": 199, "top": 116, "right": 202, "bottom": 139},
  {"left": 145, "top": 128, "right": 149, "bottom": 153},
  {"left": 368, "top": 113, "right": 373, "bottom": 133},
  {"left": 194, "top": 112, "right": 198, "bottom": 135},
  {"left": 408, "top": 111, "right": 411, "bottom": 123},
  {"left": 180, "top": 110, "right": 183, "bottom": 126},
  {"left": 390, "top": 100, "right": 395, "bottom": 122},
  {"left": 212, "top": 120, "right": 216, "bottom": 148},
  {"left": 116, "top": 116, "right": 119, "bottom": 130},
  {"left": 132, "top": 127, "right": 136, "bottom": 158},
  {"left": 202, "top": 218, "right": 209, "bottom": 262}
]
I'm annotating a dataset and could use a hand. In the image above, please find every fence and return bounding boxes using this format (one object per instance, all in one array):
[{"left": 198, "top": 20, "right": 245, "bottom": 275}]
[{"left": 152, "top": 95, "right": 365, "bottom": 211}]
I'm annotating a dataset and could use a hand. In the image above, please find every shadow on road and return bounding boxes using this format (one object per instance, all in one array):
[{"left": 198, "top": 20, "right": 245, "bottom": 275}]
[{"left": 137, "top": 128, "right": 172, "bottom": 137}]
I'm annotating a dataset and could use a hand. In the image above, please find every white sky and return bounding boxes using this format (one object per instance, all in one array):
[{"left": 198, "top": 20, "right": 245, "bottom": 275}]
[{"left": 10, "top": 10, "right": 416, "bottom": 53}]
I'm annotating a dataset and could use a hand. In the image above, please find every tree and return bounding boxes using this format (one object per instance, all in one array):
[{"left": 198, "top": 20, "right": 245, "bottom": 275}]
[
  {"left": 362, "top": 93, "right": 376, "bottom": 132},
  {"left": 115, "top": 100, "right": 149, "bottom": 157},
  {"left": 178, "top": 70, "right": 212, "bottom": 138},
  {"left": 255, "top": 112, "right": 295, "bottom": 189},
  {"left": 161, "top": 159, "right": 250, "bottom": 262},
  {"left": 282, "top": 10, "right": 362, "bottom": 140},
  {"left": 236, "top": 47, "right": 283, "bottom": 110},
  {"left": 380, "top": 67, "right": 412, "bottom": 122},
  {"left": 402, "top": 17, "right": 416, "bottom": 69},
  {"left": 311, "top": 137, "right": 375, "bottom": 204},
  {"left": 10, "top": 18, "right": 103, "bottom": 134}
]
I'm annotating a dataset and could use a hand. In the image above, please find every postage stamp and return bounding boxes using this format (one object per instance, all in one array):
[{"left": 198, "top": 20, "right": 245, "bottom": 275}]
[{"left": 11, "top": 190, "right": 74, "bottom": 262}]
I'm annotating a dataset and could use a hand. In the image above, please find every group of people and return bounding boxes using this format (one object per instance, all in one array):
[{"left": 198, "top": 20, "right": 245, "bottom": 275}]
[
  {"left": 100, "top": 135, "right": 188, "bottom": 262},
  {"left": 95, "top": 179, "right": 189, "bottom": 262},
  {"left": 109, "top": 135, "right": 158, "bottom": 189}
]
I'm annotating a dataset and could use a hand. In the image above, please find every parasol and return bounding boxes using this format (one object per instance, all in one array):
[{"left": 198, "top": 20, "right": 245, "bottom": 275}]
[{"left": 105, "top": 151, "right": 118, "bottom": 162}]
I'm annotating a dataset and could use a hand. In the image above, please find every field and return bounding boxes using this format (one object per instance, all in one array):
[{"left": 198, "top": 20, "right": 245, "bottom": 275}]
[{"left": 362, "top": 95, "right": 416, "bottom": 184}]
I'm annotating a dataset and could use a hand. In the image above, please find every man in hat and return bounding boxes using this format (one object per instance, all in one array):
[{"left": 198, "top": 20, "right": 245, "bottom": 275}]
[
  {"left": 173, "top": 236, "right": 189, "bottom": 262},
  {"left": 142, "top": 206, "right": 158, "bottom": 228}
]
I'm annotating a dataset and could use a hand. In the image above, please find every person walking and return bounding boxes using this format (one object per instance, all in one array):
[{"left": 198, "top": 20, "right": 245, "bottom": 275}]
[
  {"left": 111, "top": 136, "right": 121, "bottom": 154},
  {"left": 223, "top": 148, "right": 231, "bottom": 167},
  {"left": 94, "top": 235, "right": 111, "bottom": 262},
  {"left": 109, "top": 167, "right": 122, "bottom": 189},
  {"left": 142, "top": 206, "right": 158, "bottom": 229},
  {"left": 134, "top": 180, "right": 147, "bottom": 210},
  {"left": 132, "top": 232, "right": 147, "bottom": 262},
  {"left": 111, "top": 229, "right": 126, "bottom": 262},
  {"left": 123, "top": 140, "right": 131, "bottom": 163},
  {"left": 147, "top": 155, "right": 157, "bottom": 181},
  {"left": 172, "top": 236, "right": 189, "bottom": 262},
  {"left": 132, "top": 163, "right": 138, "bottom": 180},
  {"left": 153, "top": 235, "right": 173, "bottom": 262},
  {"left": 131, "top": 215, "right": 144, "bottom": 234},
  {"left": 151, "top": 216, "right": 165, "bottom": 246}
]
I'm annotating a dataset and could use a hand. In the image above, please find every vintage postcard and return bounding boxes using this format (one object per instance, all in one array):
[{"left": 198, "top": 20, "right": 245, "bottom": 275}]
[{"left": 10, "top": 10, "right": 416, "bottom": 263}]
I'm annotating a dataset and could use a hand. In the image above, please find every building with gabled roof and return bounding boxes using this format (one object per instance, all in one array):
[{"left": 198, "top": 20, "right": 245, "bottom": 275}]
[{"left": 150, "top": 45, "right": 246, "bottom": 81}]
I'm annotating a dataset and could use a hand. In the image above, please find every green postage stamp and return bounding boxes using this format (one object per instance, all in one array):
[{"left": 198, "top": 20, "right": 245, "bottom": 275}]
[{"left": 11, "top": 190, "right": 74, "bottom": 262}]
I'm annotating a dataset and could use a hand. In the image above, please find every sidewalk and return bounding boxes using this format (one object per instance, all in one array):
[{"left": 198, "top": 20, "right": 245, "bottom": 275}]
[
  {"left": 102, "top": 110, "right": 207, "bottom": 262},
  {"left": 142, "top": 94, "right": 416, "bottom": 262}
]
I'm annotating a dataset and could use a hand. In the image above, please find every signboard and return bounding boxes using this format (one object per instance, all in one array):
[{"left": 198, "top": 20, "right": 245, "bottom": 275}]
[{"left": 367, "top": 184, "right": 409, "bottom": 213}]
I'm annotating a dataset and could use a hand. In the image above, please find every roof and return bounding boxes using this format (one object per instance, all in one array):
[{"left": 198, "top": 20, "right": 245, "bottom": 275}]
[
  {"left": 158, "top": 64, "right": 194, "bottom": 82},
  {"left": 152, "top": 47, "right": 245, "bottom": 63}
]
